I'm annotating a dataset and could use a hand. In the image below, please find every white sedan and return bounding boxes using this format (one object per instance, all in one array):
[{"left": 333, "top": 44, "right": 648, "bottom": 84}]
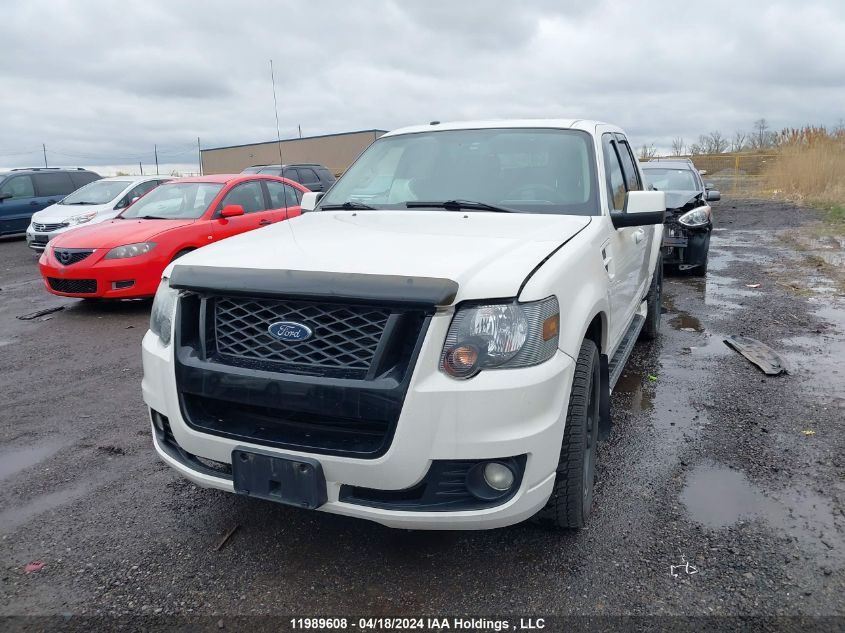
[{"left": 26, "top": 175, "right": 170, "bottom": 250}]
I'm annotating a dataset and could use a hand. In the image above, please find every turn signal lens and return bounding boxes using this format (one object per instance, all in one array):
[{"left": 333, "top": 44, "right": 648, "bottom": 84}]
[
  {"left": 542, "top": 314, "right": 560, "bottom": 341},
  {"left": 443, "top": 344, "right": 480, "bottom": 378}
]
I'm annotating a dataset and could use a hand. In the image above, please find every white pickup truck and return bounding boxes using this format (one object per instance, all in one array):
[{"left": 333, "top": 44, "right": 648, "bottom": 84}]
[{"left": 142, "top": 120, "right": 666, "bottom": 530}]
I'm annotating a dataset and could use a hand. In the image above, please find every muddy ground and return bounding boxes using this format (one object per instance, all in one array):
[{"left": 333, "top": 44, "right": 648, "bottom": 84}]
[{"left": 0, "top": 199, "right": 843, "bottom": 626}]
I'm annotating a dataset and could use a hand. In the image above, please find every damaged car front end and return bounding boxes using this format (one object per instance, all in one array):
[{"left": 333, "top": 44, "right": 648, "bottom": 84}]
[{"left": 642, "top": 160, "right": 720, "bottom": 276}]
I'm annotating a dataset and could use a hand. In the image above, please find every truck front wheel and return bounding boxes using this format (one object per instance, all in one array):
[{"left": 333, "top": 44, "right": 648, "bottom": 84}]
[{"left": 535, "top": 338, "right": 601, "bottom": 529}]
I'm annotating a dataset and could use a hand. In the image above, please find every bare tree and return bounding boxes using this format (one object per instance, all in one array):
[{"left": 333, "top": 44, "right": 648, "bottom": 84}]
[
  {"left": 688, "top": 142, "right": 703, "bottom": 155},
  {"left": 752, "top": 118, "right": 771, "bottom": 149},
  {"left": 706, "top": 131, "right": 729, "bottom": 153},
  {"left": 638, "top": 143, "right": 657, "bottom": 160},
  {"left": 671, "top": 137, "right": 685, "bottom": 156},
  {"left": 730, "top": 131, "right": 747, "bottom": 153}
]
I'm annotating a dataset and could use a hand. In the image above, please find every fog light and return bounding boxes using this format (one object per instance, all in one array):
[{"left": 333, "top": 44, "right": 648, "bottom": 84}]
[{"left": 483, "top": 462, "right": 514, "bottom": 491}]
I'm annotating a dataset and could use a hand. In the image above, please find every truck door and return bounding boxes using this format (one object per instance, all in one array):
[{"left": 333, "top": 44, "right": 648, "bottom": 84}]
[
  {"left": 600, "top": 133, "right": 644, "bottom": 351},
  {"left": 613, "top": 135, "right": 652, "bottom": 300}
]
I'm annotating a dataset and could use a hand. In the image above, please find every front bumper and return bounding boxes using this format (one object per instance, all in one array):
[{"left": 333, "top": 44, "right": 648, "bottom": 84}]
[
  {"left": 141, "top": 312, "right": 575, "bottom": 530},
  {"left": 38, "top": 248, "right": 163, "bottom": 299}
]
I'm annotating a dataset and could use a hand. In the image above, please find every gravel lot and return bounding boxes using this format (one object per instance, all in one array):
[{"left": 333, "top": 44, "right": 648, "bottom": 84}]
[{"left": 0, "top": 199, "right": 843, "bottom": 627}]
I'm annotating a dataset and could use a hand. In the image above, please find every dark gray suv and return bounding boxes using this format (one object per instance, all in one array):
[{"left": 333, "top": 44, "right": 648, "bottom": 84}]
[{"left": 241, "top": 164, "right": 336, "bottom": 192}]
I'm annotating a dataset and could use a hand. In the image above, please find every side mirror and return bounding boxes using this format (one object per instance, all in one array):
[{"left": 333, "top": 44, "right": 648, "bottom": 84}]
[
  {"left": 706, "top": 190, "right": 721, "bottom": 202},
  {"left": 0, "top": 192, "right": 11, "bottom": 201},
  {"left": 221, "top": 204, "right": 245, "bottom": 218},
  {"left": 300, "top": 191, "right": 324, "bottom": 212},
  {"left": 611, "top": 191, "right": 666, "bottom": 229}
]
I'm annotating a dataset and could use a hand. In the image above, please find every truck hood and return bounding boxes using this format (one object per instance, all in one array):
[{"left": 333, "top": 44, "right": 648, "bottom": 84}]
[
  {"left": 174, "top": 211, "right": 591, "bottom": 303},
  {"left": 49, "top": 218, "right": 195, "bottom": 249}
]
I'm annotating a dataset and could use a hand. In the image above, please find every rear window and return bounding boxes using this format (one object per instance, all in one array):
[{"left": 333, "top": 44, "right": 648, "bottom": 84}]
[{"left": 70, "top": 172, "right": 101, "bottom": 188}]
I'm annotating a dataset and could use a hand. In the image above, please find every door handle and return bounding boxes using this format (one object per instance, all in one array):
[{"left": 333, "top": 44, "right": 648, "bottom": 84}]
[
  {"left": 633, "top": 229, "right": 645, "bottom": 244},
  {"left": 258, "top": 219, "right": 272, "bottom": 226}
]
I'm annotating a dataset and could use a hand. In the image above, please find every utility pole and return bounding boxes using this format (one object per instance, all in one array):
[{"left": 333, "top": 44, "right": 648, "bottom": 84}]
[
  {"left": 42, "top": 144, "right": 47, "bottom": 168},
  {"left": 154, "top": 144, "right": 159, "bottom": 175},
  {"left": 197, "top": 137, "right": 202, "bottom": 175},
  {"left": 139, "top": 162, "right": 143, "bottom": 176},
  {"left": 298, "top": 124, "right": 302, "bottom": 139}
]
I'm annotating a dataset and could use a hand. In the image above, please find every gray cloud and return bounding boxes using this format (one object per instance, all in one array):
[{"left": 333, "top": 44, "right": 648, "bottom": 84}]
[{"left": 0, "top": 0, "right": 843, "bottom": 171}]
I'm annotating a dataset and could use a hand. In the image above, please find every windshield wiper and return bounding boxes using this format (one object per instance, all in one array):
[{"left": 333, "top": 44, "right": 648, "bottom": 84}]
[
  {"left": 405, "top": 199, "right": 518, "bottom": 213},
  {"left": 135, "top": 215, "right": 169, "bottom": 220},
  {"left": 320, "top": 201, "right": 376, "bottom": 210},
  {"left": 64, "top": 201, "right": 97, "bottom": 205}
]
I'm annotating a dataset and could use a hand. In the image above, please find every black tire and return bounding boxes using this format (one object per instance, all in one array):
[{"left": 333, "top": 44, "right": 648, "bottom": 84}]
[
  {"left": 640, "top": 253, "right": 663, "bottom": 340},
  {"left": 170, "top": 248, "right": 193, "bottom": 263},
  {"left": 535, "top": 339, "right": 601, "bottom": 529}
]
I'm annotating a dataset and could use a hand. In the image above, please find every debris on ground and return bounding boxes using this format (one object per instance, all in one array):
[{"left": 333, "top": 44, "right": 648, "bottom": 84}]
[
  {"left": 213, "top": 525, "right": 240, "bottom": 552},
  {"left": 746, "top": 283, "right": 762, "bottom": 288},
  {"left": 16, "top": 306, "right": 64, "bottom": 321},
  {"left": 24, "top": 561, "right": 46, "bottom": 573},
  {"left": 648, "top": 374, "right": 658, "bottom": 381},
  {"left": 724, "top": 335, "right": 788, "bottom": 376},
  {"left": 802, "top": 430, "right": 816, "bottom": 436}
]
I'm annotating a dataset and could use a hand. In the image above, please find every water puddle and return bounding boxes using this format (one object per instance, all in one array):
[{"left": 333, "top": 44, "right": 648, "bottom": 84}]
[
  {"left": 613, "top": 369, "right": 654, "bottom": 414},
  {"left": 0, "top": 438, "right": 66, "bottom": 480},
  {"left": 779, "top": 299, "right": 845, "bottom": 402},
  {"left": 681, "top": 463, "right": 843, "bottom": 562}
]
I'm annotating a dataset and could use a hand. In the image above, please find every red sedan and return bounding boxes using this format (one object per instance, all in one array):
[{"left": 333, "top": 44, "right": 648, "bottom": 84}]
[{"left": 38, "top": 174, "right": 307, "bottom": 299}]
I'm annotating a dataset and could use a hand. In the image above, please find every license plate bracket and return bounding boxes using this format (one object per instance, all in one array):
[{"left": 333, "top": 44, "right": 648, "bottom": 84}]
[{"left": 232, "top": 448, "right": 327, "bottom": 509}]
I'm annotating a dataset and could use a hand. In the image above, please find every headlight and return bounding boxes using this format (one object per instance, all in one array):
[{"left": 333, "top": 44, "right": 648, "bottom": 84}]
[
  {"left": 150, "top": 278, "right": 178, "bottom": 345},
  {"left": 67, "top": 211, "right": 97, "bottom": 226},
  {"left": 440, "top": 297, "right": 560, "bottom": 379},
  {"left": 678, "top": 206, "right": 711, "bottom": 228},
  {"left": 104, "top": 242, "right": 156, "bottom": 259}
]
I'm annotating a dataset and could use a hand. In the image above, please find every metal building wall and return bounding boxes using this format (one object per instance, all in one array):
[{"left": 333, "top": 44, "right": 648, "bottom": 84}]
[{"left": 200, "top": 130, "right": 386, "bottom": 175}]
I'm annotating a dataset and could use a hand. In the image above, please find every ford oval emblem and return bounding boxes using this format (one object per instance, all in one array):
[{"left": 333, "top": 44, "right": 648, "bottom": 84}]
[{"left": 267, "top": 321, "right": 313, "bottom": 342}]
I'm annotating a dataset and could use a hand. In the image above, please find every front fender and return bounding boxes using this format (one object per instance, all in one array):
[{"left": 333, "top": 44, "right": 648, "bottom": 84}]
[{"left": 517, "top": 223, "right": 611, "bottom": 358}]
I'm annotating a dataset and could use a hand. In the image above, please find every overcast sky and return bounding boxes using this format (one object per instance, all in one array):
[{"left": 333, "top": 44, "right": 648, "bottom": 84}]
[{"left": 1, "top": 0, "right": 843, "bottom": 174}]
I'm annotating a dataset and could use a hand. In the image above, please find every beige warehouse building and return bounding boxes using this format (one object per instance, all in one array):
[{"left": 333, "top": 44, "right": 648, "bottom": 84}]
[{"left": 200, "top": 129, "right": 387, "bottom": 176}]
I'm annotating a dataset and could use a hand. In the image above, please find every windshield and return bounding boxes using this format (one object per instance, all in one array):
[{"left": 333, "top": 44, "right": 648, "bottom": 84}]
[
  {"left": 319, "top": 128, "right": 599, "bottom": 216},
  {"left": 61, "top": 180, "right": 132, "bottom": 205},
  {"left": 643, "top": 168, "right": 699, "bottom": 191},
  {"left": 120, "top": 182, "right": 223, "bottom": 219}
]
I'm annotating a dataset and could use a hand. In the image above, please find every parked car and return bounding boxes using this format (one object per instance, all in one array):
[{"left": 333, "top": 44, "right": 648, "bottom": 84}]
[
  {"left": 26, "top": 175, "right": 171, "bottom": 251},
  {"left": 38, "top": 174, "right": 307, "bottom": 299},
  {"left": 241, "top": 163, "right": 336, "bottom": 192},
  {"left": 642, "top": 159, "right": 720, "bottom": 275},
  {"left": 0, "top": 167, "right": 100, "bottom": 237},
  {"left": 143, "top": 120, "right": 666, "bottom": 531}
]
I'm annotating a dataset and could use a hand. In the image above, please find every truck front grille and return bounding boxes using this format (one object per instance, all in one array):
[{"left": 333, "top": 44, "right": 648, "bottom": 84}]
[
  {"left": 213, "top": 297, "right": 390, "bottom": 378},
  {"left": 174, "top": 291, "right": 432, "bottom": 458}
]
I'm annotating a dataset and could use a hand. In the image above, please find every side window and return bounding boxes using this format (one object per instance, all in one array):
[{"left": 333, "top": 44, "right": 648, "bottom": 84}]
[
  {"left": 266, "top": 181, "right": 304, "bottom": 207},
  {"left": 119, "top": 181, "right": 158, "bottom": 208},
  {"left": 33, "top": 172, "right": 74, "bottom": 196},
  {"left": 298, "top": 168, "right": 319, "bottom": 185},
  {"left": 283, "top": 168, "right": 301, "bottom": 183},
  {"left": 0, "top": 175, "right": 35, "bottom": 199},
  {"left": 317, "top": 168, "right": 336, "bottom": 184},
  {"left": 615, "top": 140, "right": 642, "bottom": 192},
  {"left": 286, "top": 184, "right": 303, "bottom": 206},
  {"left": 601, "top": 135, "right": 626, "bottom": 211},
  {"left": 219, "top": 181, "right": 267, "bottom": 214}
]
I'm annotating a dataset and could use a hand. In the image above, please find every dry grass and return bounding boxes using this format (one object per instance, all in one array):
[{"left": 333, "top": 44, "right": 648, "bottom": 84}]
[{"left": 763, "top": 128, "right": 845, "bottom": 217}]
